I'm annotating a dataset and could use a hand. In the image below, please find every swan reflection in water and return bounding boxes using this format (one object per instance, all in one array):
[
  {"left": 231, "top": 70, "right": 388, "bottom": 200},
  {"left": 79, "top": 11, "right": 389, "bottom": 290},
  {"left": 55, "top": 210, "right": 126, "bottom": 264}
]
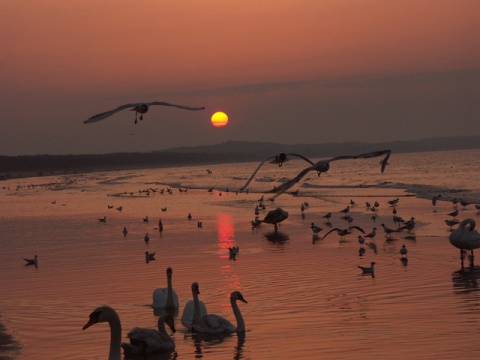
[
  {"left": 264, "top": 231, "right": 289, "bottom": 243},
  {"left": 186, "top": 332, "right": 246, "bottom": 360},
  {"left": 451, "top": 268, "right": 480, "bottom": 293}
]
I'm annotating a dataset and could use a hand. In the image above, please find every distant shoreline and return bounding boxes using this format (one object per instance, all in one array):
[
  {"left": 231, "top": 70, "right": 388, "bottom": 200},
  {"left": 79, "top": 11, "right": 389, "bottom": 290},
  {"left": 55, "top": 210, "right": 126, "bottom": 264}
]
[{"left": 1, "top": 136, "right": 479, "bottom": 182}]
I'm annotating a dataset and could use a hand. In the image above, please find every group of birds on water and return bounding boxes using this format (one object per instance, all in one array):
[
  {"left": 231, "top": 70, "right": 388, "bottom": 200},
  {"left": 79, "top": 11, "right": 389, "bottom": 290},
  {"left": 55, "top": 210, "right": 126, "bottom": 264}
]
[
  {"left": 83, "top": 267, "right": 247, "bottom": 359},
  {"left": 17, "top": 140, "right": 480, "bottom": 358}
]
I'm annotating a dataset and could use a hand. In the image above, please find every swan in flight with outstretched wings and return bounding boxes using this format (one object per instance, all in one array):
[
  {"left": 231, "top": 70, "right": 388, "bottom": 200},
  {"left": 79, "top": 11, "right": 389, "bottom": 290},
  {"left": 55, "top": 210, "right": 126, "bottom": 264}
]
[
  {"left": 84, "top": 101, "right": 205, "bottom": 124},
  {"left": 268, "top": 150, "right": 391, "bottom": 200},
  {"left": 240, "top": 152, "right": 315, "bottom": 191}
]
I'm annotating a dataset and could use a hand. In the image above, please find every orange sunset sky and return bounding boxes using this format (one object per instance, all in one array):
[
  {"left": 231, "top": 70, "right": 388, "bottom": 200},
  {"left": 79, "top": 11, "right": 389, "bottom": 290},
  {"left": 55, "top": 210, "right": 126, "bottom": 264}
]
[{"left": 1, "top": 1, "right": 479, "bottom": 155}]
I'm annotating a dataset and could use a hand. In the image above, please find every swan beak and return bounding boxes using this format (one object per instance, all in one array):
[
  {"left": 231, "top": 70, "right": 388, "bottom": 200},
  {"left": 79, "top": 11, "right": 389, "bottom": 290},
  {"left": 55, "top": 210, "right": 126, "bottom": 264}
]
[{"left": 82, "top": 318, "right": 96, "bottom": 330}]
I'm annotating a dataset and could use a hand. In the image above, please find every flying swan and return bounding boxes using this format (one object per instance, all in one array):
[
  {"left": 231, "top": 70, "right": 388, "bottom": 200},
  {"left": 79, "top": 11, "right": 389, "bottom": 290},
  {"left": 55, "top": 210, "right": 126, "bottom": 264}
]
[{"left": 84, "top": 101, "right": 205, "bottom": 124}]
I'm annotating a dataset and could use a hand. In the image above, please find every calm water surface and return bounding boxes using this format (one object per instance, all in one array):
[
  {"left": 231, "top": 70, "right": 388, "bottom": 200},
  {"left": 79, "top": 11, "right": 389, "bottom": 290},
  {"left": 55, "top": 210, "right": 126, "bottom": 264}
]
[{"left": 1, "top": 149, "right": 480, "bottom": 359}]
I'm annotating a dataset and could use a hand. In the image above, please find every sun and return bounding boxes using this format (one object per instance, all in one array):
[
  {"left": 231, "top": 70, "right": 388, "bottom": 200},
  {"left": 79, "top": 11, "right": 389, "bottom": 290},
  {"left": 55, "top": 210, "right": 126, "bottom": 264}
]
[{"left": 211, "top": 112, "right": 229, "bottom": 127}]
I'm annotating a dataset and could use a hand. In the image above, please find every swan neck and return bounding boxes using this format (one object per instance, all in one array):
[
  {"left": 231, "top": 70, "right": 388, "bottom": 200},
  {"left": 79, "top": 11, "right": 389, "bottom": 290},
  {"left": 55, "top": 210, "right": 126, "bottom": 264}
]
[
  {"left": 231, "top": 298, "right": 245, "bottom": 333},
  {"left": 193, "top": 291, "right": 201, "bottom": 321},
  {"left": 108, "top": 313, "right": 122, "bottom": 360},
  {"left": 166, "top": 275, "right": 174, "bottom": 307}
]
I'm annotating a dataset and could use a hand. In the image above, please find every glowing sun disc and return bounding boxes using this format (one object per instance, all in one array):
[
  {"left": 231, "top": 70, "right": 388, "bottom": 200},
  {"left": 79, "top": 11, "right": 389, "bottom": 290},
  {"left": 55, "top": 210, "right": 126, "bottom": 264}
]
[{"left": 211, "top": 112, "right": 228, "bottom": 127}]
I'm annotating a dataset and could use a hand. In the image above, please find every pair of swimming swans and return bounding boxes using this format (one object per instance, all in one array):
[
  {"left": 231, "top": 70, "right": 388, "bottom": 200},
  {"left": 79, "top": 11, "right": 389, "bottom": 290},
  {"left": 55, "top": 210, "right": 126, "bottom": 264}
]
[{"left": 82, "top": 306, "right": 176, "bottom": 359}]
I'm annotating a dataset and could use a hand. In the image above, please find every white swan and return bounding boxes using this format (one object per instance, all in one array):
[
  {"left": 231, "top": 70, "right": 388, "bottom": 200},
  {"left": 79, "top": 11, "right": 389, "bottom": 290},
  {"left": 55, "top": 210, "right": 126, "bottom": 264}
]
[
  {"left": 181, "top": 282, "right": 208, "bottom": 330},
  {"left": 82, "top": 306, "right": 122, "bottom": 360},
  {"left": 121, "top": 314, "right": 176, "bottom": 356},
  {"left": 192, "top": 291, "right": 247, "bottom": 334},
  {"left": 152, "top": 267, "right": 179, "bottom": 309},
  {"left": 449, "top": 218, "right": 480, "bottom": 270},
  {"left": 84, "top": 101, "right": 205, "bottom": 124}
]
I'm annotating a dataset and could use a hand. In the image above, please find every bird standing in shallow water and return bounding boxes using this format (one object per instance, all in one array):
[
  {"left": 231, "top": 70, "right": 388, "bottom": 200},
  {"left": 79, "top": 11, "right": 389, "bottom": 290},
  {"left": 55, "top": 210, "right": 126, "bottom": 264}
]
[
  {"left": 358, "top": 262, "right": 376, "bottom": 277},
  {"left": 400, "top": 245, "right": 408, "bottom": 258},
  {"left": 23, "top": 255, "right": 38, "bottom": 267}
]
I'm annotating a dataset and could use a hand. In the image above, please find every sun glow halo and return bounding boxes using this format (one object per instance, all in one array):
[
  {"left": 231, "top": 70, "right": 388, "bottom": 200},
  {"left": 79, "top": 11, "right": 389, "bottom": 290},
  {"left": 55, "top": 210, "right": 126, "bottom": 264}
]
[{"left": 211, "top": 112, "right": 229, "bottom": 127}]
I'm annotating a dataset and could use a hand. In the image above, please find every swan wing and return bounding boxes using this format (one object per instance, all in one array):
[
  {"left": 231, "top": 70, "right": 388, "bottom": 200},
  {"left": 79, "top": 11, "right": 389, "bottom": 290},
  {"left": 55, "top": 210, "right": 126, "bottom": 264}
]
[
  {"left": 193, "top": 314, "right": 236, "bottom": 334},
  {"left": 152, "top": 288, "right": 168, "bottom": 308},
  {"left": 181, "top": 300, "right": 208, "bottom": 329},
  {"left": 125, "top": 328, "right": 173, "bottom": 353},
  {"left": 326, "top": 150, "right": 391, "bottom": 173},
  {"left": 84, "top": 103, "right": 139, "bottom": 123},
  {"left": 148, "top": 101, "right": 205, "bottom": 111}
]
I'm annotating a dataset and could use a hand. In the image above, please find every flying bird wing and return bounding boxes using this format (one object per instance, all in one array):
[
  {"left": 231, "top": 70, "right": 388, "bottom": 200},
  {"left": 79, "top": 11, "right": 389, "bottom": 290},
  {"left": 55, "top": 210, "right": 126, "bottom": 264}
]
[
  {"left": 268, "top": 165, "right": 315, "bottom": 200},
  {"left": 240, "top": 155, "right": 277, "bottom": 191},
  {"left": 349, "top": 225, "right": 366, "bottom": 234},
  {"left": 148, "top": 101, "right": 205, "bottom": 111},
  {"left": 321, "top": 228, "right": 343, "bottom": 240},
  {"left": 268, "top": 149, "right": 391, "bottom": 200},
  {"left": 241, "top": 153, "right": 314, "bottom": 192},
  {"left": 84, "top": 103, "right": 140, "bottom": 123}
]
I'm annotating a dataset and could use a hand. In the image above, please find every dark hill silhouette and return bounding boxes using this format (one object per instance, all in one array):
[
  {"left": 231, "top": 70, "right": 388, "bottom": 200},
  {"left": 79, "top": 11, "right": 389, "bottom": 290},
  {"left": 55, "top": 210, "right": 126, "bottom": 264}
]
[{"left": 1, "top": 135, "right": 479, "bottom": 178}]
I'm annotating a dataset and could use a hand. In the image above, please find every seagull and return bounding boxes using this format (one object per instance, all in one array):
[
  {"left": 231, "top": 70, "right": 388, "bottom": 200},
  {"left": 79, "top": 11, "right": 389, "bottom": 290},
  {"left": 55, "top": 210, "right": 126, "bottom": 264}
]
[
  {"left": 381, "top": 223, "right": 398, "bottom": 238},
  {"left": 340, "top": 206, "right": 350, "bottom": 217},
  {"left": 358, "top": 261, "right": 376, "bottom": 277},
  {"left": 123, "top": 227, "right": 128, "bottom": 237},
  {"left": 268, "top": 150, "right": 391, "bottom": 200},
  {"left": 364, "top": 227, "right": 377, "bottom": 241},
  {"left": 240, "top": 152, "right": 315, "bottom": 191},
  {"left": 445, "top": 219, "right": 460, "bottom": 231},
  {"left": 432, "top": 194, "right": 441, "bottom": 207},
  {"left": 447, "top": 210, "right": 459, "bottom": 219},
  {"left": 23, "top": 255, "right": 38, "bottom": 266},
  {"left": 388, "top": 198, "right": 400, "bottom": 206},
  {"left": 358, "top": 236, "right": 365, "bottom": 247},
  {"left": 144, "top": 233, "right": 150, "bottom": 244},
  {"left": 84, "top": 101, "right": 205, "bottom": 124},
  {"left": 323, "top": 212, "right": 332, "bottom": 221},
  {"left": 321, "top": 226, "right": 365, "bottom": 241},
  {"left": 98, "top": 216, "right": 106, "bottom": 223},
  {"left": 143, "top": 216, "right": 149, "bottom": 223},
  {"left": 400, "top": 244, "right": 408, "bottom": 258},
  {"left": 145, "top": 251, "right": 155, "bottom": 262},
  {"left": 476, "top": 204, "right": 480, "bottom": 213},
  {"left": 310, "top": 222, "right": 322, "bottom": 235}
]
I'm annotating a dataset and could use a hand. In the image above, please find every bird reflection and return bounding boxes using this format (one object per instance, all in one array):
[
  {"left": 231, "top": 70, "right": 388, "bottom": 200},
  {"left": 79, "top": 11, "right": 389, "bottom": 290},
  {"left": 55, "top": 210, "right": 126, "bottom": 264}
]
[
  {"left": 264, "top": 231, "right": 289, "bottom": 243},
  {"left": 186, "top": 332, "right": 246, "bottom": 360},
  {"left": 451, "top": 269, "right": 480, "bottom": 293}
]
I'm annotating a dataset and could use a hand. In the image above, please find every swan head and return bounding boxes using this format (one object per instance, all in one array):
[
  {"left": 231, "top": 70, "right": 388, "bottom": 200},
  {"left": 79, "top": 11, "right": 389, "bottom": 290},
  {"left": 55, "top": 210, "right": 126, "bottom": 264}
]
[
  {"left": 191, "top": 282, "right": 200, "bottom": 295},
  {"left": 166, "top": 267, "right": 173, "bottom": 276},
  {"left": 83, "top": 306, "right": 117, "bottom": 330},
  {"left": 231, "top": 291, "right": 248, "bottom": 304}
]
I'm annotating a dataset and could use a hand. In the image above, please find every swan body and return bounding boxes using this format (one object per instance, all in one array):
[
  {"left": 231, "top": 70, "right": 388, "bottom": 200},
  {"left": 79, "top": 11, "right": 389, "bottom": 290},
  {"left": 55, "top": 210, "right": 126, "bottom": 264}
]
[
  {"left": 449, "top": 219, "right": 480, "bottom": 250},
  {"left": 181, "top": 282, "right": 208, "bottom": 330},
  {"left": 152, "top": 267, "right": 179, "bottom": 309},
  {"left": 84, "top": 101, "right": 205, "bottom": 124},
  {"left": 83, "top": 306, "right": 122, "bottom": 360},
  {"left": 192, "top": 291, "right": 247, "bottom": 334},
  {"left": 121, "top": 314, "right": 176, "bottom": 356},
  {"left": 261, "top": 207, "right": 289, "bottom": 232}
]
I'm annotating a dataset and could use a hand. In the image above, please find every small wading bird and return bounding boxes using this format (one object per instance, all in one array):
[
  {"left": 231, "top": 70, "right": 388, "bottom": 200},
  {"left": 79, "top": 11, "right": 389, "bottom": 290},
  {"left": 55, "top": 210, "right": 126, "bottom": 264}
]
[
  {"left": 358, "top": 261, "right": 376, "bottom": 277},
  {"left": 23, "top": 255, "right": 38, "bottom": 266},
  {"left": 240, "top": 152, "right": 315, "bottom": 191},
  {"left": 84, "top": 101, "right": 205, "bottom": 124},
  {"left": 268, "top": 150, "right": 391, "bottom": 200}
]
